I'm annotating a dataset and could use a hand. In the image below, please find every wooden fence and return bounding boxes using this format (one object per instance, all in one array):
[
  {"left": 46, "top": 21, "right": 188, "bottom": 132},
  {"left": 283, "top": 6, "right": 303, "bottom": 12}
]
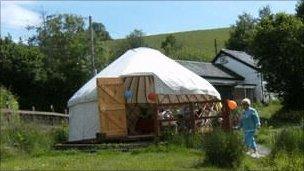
[{"left": 1, "top": 109, "right": 69, "bottom": 126}]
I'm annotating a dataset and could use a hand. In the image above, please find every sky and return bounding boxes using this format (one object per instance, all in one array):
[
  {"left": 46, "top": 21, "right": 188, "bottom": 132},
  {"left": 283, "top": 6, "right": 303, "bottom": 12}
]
[{"left": 1, "top": 0, "right": 298, "bottom": 42}]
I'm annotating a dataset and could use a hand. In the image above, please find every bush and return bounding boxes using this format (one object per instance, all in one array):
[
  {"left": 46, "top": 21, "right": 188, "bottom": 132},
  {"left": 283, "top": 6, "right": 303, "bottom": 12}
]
[
  {"left": 202, "top": 129, "right": 244, "bottom": 168},
  {"left": 52, "top": 126, "right": 68, "bottom": 143},
  {"left": 0, "top": 86, "right": 19, "bottom": 110},
  {"left": 272, "top": 127, "right": 304, "bottom": 155},
  {"left": 271, "top": 109, "right": 304, "bottom": 124},
  {"left": 0, "top": 86, "right": 19, "bottom": 127}
]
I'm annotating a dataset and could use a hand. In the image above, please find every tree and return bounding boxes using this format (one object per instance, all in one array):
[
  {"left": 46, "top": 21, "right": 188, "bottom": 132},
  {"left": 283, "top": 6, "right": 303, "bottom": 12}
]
[
  {"left": 251, "top": 13, "right": 304, "bottom": 110},
  {"left": 296, "top": 0, "right": 304, "bottom": 19},
  {"left": 161, "top": 34, "right": 182, "bottom": 56},
  {"left": 259, "top": 5, "right": 271, "bottom": 20},
  {"left": 26, "top": 14, "right": 112, "bottom": 111},
  {"left": 92, "top": 22, "right": 111, "bottom": 41},
  {"left": 0, "top": 37, "right": 47, "bottom": 109},
  {"left": 225, "top": 13, "right": 256, "bottom": 52},
  {"left": 125, "top": 29, "right": 145, "bottom": 48},
  {"left": 111, "top": 29, "right": 146, "bottom": 59}
]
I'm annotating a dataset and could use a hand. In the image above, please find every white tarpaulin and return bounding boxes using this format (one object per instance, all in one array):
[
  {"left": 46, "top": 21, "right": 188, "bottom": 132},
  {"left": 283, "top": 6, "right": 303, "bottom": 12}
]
[{"left": 68, "top": 47, "right": 220, "bottom": 107}]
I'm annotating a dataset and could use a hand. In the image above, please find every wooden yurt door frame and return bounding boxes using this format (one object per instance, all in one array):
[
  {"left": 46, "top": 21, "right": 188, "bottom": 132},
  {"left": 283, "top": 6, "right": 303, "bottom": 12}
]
[
  {"left": 97, "top": 77, "right": 128, "bottom": 138},
  {"left": 97, "top": 75, "right": 158, "bottom": 139}
]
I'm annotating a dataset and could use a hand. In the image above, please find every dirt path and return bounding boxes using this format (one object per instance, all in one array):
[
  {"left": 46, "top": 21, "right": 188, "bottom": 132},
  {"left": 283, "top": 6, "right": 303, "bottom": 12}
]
[{"left": 248, "top": 144, "right": 271, "bottom": 158}]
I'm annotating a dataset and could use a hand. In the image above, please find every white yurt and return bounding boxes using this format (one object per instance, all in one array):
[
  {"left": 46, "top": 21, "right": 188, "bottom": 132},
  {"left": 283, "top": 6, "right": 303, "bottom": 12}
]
[{"left": 68, "top": 47, "right": 221, "bottom": 142}]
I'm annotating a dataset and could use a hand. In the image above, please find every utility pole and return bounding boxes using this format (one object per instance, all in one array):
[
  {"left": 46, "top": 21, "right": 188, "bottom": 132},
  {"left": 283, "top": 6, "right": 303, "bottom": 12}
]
[
  {"left": 89, "top": 16, "right": 97, "bottom": 75},
  {"left": 214, "top": 38, "right": 218, "bottom": 55}
]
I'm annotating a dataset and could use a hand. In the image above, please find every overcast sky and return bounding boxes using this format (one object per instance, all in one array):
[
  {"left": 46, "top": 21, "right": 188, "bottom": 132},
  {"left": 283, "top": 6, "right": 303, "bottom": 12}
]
[{"left": 1, "top": 1, "right": 298, "bottom": 42}]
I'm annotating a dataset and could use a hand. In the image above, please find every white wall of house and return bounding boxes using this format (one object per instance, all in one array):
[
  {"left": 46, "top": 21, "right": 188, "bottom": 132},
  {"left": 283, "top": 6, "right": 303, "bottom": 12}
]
[{"left": 214, "top": 55, "right": 263, "bottom": 102}]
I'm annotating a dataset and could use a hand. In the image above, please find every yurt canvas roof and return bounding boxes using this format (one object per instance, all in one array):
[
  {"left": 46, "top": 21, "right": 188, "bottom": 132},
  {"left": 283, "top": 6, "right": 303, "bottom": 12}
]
[{"left": 68, "top": 47, "right": 220, "bottom": 107}]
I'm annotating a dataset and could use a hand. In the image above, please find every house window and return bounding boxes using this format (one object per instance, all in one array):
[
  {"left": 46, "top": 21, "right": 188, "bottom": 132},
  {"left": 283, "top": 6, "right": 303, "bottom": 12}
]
[{"left": 233, "top": 88, "right": 256, "bottom": 103}]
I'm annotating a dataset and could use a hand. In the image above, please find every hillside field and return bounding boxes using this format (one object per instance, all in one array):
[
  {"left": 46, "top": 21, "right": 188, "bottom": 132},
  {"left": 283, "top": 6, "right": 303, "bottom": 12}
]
[{"left": 106, "top": 27, "right": 231, "bottom": 61}]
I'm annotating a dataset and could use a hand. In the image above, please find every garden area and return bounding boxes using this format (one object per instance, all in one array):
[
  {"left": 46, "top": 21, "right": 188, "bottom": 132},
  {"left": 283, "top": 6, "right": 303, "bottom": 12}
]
[{"left": 1, "top": 87, "right": 303, "bottom": 170}]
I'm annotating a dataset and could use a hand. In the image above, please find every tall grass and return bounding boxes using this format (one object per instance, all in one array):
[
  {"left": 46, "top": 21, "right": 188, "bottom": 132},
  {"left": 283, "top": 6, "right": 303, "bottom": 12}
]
[
  {"left": 0, "top": 86, "right": 68, "bottom": 160},
  {"left": 272, "top": 127, "right": 304, "bottom": 155},
  {"left": 268, "top": 127, "right": 304, "bottom": 170},
  {"left": 161, "top": 129, "right": 202, "bottom": 149}
]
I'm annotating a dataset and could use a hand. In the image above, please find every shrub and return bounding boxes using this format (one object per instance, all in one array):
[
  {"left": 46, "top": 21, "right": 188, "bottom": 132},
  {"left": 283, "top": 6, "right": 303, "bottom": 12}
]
[
  {"left": 52, "top": 125, "right": 68, "bottom": 143},
  {"left": 202, "top": 129, "right": 244, "bottom": 168},
  {"left": 0, "top": 86, "right": 19, "bottom": 110},
  {"left": 271, "top": 109, "right": 304, "bottom": 124},
  {"left": 0, "top": 86, "right": 19, "bottom": 127},
  {"left": 272, "top": 127, "right": 304, "bottom": 155}
]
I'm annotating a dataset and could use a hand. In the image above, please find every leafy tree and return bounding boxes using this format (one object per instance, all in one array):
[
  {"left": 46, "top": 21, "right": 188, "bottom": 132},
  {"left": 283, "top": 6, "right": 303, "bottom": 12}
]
[
  {"left": 26, "top": 14, "right": 111, "bottom": 111},
  {"left": 161, "top": 34, "right": 182, "bottom": 56},
  {"left": 111, "top": 29, "right": 146, "bottom": 59},
  {"left": 259, "top": 5, "right": 272, "bottom": 20},
  {"left": 296, "top": 0, "right": 304, "bottom": 19},
  {"left": 92, "top": 22, "right": 111, "bottom": 41},
  {"left": 0, "top": 37, "right": 47, "bottom": 109},
  {"left": 125, "top": 29, "right": 146, "bottom": 48},
  {"left": 251, "top": 13, "right": 304, "bottom": 110},
  {"left": 225, "top": 13, "right": 256, "bottom": 52}
]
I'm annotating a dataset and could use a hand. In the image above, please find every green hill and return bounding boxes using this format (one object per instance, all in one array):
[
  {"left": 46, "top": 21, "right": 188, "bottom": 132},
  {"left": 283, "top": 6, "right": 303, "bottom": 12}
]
[{"left": 106, "top": 27, "right": 231, "bottom": 61}]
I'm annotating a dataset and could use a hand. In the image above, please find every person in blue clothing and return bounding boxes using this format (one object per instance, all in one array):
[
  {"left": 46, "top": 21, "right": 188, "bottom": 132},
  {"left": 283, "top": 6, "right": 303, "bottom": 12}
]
[{"left": 239, "top": 98, "right": 261, "bottom": 154}]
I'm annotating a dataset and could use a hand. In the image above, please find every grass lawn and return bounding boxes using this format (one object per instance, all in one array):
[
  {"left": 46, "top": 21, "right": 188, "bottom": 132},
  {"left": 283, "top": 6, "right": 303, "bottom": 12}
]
[
  {"left": 1, "top": 101, "right": 302, "bottom": 170},
  {"left": 1, "top": 145, "right": 272, "bottom": 170},
  {"left": 1, "top": 146, "right": 205, "bottom": 170}
]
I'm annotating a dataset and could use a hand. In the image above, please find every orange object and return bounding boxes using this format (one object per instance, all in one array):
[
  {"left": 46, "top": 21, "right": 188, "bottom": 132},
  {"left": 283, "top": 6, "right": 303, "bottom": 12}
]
[
  {"left": 147, "top": 92, "right": 157, "bottom": 101},
  {"left": 228, "top": 100, "right": 237, "bottom": 110}
]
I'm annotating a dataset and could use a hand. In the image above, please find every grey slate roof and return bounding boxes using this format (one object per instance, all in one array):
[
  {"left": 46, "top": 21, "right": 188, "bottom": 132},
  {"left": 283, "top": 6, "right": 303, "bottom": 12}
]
[
  {"left": 176, "top": 60, "right": 244, "bottom": 80},
  {"left": 219, "top": 49, "right": 259, "bottom": 69}
]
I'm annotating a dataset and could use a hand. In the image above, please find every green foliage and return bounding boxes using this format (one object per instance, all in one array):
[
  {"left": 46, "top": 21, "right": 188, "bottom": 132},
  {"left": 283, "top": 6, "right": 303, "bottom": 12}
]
[
  {"left": 272, "top": 127, "right": 304, "bottom": 155},
  {"left": 0, "top": 123, "right": 69, "bottom": 160},
  {"left": 296, "top": 0, "right": 304, "bottom": 19},
  {"left": 0, "top": 86, "right": 19, "bottom": 110},
  {"left": 161, "top": 34, "right": 182, "bottom": 56},
  {"left": 251, "top": 100, "right": 283, "bottom": 125},
  {"left": 271, "top": 109, "right": 304, "bottom": 124},
  {"left": 0, "top": 38, "right": 46, "bottom": 109},
  {"left": 110, "top": 29, "right": 147, "bottom": 58},
  {"left": 202, "top": 129, "right": 244, "bottom": 168},
  {"left": 92, "top": 22, "right": 112, "bottom": 41},
  {"left": 126, "top": 29, "right": 146, "bottom": 48},
  {"left": 0, "top": 97, "right": 67, "bottom": 160},
  {"left": 251, "top": 13, "right": 304, "bottom": 110},
  {"left": 0, "top": 86, "right": 20, "bottom": 130},
  {"left": 225, "top": 13, "right": 256, "bottom": 52},
  {"left": 259, "top": 5, "right": 272, "bottom": 20},
  {"left": 1, "top": 13, "right": 112, "bottom": 111},
  {"left": 271, "top": 151, "right": 304, "bottom": 171},
  {"left": 268, "top": 127, "right": 304, "bottom": 170},
  {"left": 52, "top": 125, "right": 69, "bottom": 143}
]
